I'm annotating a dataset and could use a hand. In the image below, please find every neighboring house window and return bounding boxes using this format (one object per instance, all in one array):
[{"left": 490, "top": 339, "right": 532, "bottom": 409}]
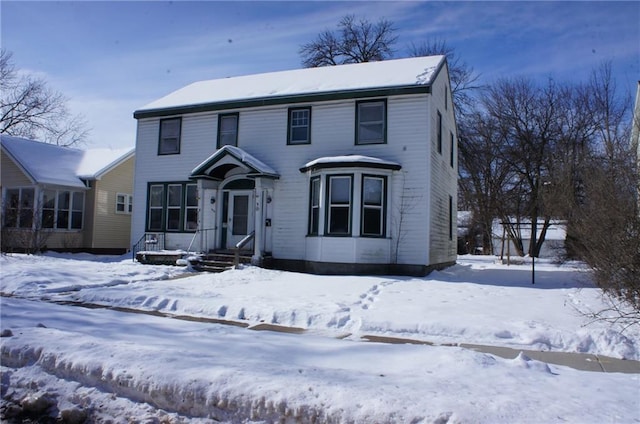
[
  {"left": 288, "top": 107, "right": 311, "bottom": 145},
  {"left": 146, "top": 182, "right": 197, "bottom": 232},
  {"left": 3, "top": 188, "right": 34, "bottom": 228},
  {"left": 356, "top": 100, "right": 386, "bottom": 144},
  {"left": 218, "top": 113, "right": 239, "bottom": 147},
  {"left": 116, "top": 193, "right": 133, "bottom": 214},
  {"left": 326, "top": 175, "right": 352, "bottom": 235},
  {"left": 158, "top": 118, "right": 181, "bottom": 155},
  {"left": 437, "top": 111, "right": 443, "bottom": 154},
  {"left": 308, "top": 177, "right": 320, "bottom": 235},
  {"left": 450, "top": 132, "right": 455, "bottom": 168},
  {"left": 41, "top": 189, "right": 84, "bottom": 230},
  {"left": 361, "top": 176, "right": 386, "bottom": 237}
]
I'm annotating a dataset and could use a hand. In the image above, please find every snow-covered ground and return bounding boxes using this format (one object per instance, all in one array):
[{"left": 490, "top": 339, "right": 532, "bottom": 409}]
[{"left": 1, "top": 252, "right": 639, "bottom": 423}]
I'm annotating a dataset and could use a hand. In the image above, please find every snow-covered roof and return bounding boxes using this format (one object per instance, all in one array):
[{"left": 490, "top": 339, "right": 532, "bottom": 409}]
[
  {"left": 136, "top": 56, "right": 446, "bottom": 117},
  {"left": 77, "top": 147, "right": 134, "bottom": 179},
  {"left": 300, "top": 155, "right": 402, "bottom": 173},
  {"left": 191, "top": 145, "right": 279, "bottom": 180},
  {"left": 1, "top": 134, "right": 134, "bottom": 188}
]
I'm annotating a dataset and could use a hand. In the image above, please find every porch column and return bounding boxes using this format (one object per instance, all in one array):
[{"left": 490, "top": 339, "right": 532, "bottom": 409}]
[{"left": 252, "top": 178, "right": 264, "bottom": 265}]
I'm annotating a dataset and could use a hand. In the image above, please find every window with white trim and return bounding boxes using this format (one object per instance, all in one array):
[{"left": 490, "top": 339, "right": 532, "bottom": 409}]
[
  {"left": 146, "top": 182, "right": 197, "bottom": 232},
  {"left": 361, "top": 176, "right": 385, "bottom": 237},
  {"left": 327, "top": 175, "right": 352, "bottom": 235},
  {"left": 3, "top": 188, "right": 35, "bottom": 229},
  {"left": 41, "top": 189, "right": 84, "bottom": 230},
  {"left": 356, "top": 100, "right": 386, "bottom": 144},
  {"left": 116, "top": 193, "right": 133, "bottom": 214}
]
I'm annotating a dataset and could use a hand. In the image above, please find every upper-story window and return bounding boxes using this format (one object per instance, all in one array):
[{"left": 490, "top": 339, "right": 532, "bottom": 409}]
[
  {"left": 437, "top": 111, "right": 443, "bottom": 154},
  {"left": 356, "top": 100, "right": 386, "bottom": 144},
  {"left": 158, "top": 118, "right": 181, "bottom": 155},
  {"left": 445, "top": 86, "right": 449, "bottom": 110},
  {"left": 450, "top": 132, "right": 455, "bottom": 168},
  {"left": 288, "top": 107, "right": 311, "bottom": 145},
  {"left": 218, "top": 113, "right": 239, "bottom": 148}
]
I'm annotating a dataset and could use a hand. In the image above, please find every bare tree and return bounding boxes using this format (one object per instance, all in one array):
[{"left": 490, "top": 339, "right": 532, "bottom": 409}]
[
  {"left": 0, "top": 49, "right": 88, "bottom": 146},
  {"left": 568, "top": 63, "right": 639, "bottom": 320},
  {"left": 299, "top": 15, "right": 397, "bottom": 67}
]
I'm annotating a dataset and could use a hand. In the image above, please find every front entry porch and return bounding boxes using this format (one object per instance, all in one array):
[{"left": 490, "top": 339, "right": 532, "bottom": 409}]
[{"left": 190, "top": 145, "right": 279, "bottom": 266}]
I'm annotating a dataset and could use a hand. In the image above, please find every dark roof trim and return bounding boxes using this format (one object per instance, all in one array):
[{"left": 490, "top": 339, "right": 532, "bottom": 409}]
[
  {"left": 299, "top": 161, "right": 402, "bottom": 173},
  {"left": 134, "top": 85, "right": 431, "bottom": 119}
]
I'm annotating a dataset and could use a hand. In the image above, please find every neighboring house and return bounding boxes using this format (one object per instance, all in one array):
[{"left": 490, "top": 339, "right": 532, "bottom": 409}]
[
  {"left": 491, "top": 218, "right": 567, "bottom": 259},
  {"left": 1, "top": 135, "right": 135, "bottom": 254},
  {"left": 132, "top": 56, "right": 457, "bottom": 275}
]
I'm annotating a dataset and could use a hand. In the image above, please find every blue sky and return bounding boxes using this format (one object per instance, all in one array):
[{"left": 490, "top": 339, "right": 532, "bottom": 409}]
[{"left": 2, "top": 1, "right": 639, "bottom": 149}]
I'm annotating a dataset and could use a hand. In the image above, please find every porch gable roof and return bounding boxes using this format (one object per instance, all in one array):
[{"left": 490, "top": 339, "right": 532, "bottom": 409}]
[
  {"left": 191, "top": 145, "right": 279, "bottom": 181},
  {"left": 299, "top": 155, "right": 402, "bottom": 173}
]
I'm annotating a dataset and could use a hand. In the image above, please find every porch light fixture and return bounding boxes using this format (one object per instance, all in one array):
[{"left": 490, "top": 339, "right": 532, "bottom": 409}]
[
  {"left": 266, "top": 196, "right": 272, "bottom": 204},
  {"left": 210, "top": 196, "right": 216, "bottom": 204}
]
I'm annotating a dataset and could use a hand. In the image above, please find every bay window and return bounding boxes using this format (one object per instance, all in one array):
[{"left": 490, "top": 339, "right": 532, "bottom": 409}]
[
  {"left": 327, "top": 176, "right": 352, "bottom": 235},
  {"left": 41, "top": 189, "right": 84, "bottom": 230},
  {"left": 3, "top": 188, "right": 34, "bottom": 228},
  {"left": 361, "top": 176, "right": 385, "bottom": 237}
]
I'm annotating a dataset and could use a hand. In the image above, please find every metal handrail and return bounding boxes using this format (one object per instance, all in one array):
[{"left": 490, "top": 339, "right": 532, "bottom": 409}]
[
  {"left": 234, "top": 231, "right": 255, "bottom": 267},
  {"left": 132, "top": 233, "right": 165, "bottom": 262}
]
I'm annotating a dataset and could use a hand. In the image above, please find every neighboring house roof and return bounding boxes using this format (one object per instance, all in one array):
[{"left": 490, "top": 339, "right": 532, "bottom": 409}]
[
  {"left": 300, "top": 155, "right": 402, "bottom": 173},
  {"left": 135, "top": 55, "right": 446, "bottom": 119},
  {"left": 77, "top": 147, "right": 135, "bottom": 179},
  {"left": 1, "top": 134, "right": 134, "bottom": 188},
  {"left": 191, "top": 145, "right": 279, "bottom": 180}
]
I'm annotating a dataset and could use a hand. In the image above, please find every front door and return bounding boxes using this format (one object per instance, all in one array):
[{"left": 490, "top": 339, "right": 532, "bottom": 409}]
[{"left": 226, "top": 191, "right": 254, "bottom": 249}]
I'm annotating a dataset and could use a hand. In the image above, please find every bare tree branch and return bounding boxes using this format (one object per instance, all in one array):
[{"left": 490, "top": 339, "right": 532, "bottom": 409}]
[
  {"left": 0, "top": 49, "right": 89, "bottom": 146},
  {"left": 299, "top": 15, "right": 397, "bottom": 68}
]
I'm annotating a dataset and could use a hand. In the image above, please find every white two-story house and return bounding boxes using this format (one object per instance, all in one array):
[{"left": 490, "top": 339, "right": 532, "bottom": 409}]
[{"left": 132, "top": 55, "right": 457, "bottom": 275}]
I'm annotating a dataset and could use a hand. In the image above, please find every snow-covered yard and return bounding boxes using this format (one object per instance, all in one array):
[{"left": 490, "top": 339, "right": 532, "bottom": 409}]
[{"left": 1, "top": 253, "right": 639, "bottom": 423}]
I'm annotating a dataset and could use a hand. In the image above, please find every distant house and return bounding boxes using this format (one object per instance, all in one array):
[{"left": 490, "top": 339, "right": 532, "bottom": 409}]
[
  {"left": 492, "top": 218, "right": 567, "bottom": 259},
  {"left": 1, "top": 135, "right": 135, "bottom": 254},
  {"left": 131, "top": 56, "right": 457, "bottom": 275}
]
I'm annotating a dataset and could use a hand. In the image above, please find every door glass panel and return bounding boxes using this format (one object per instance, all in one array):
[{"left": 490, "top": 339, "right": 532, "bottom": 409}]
[{"left": 232, "top": 195, "right": 249, "bottom": 235}]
